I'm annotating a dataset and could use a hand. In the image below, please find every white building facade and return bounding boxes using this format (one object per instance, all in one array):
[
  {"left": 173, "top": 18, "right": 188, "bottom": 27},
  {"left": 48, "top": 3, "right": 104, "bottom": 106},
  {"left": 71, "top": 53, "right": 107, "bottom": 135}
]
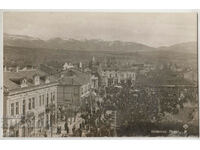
[
  {"left": 101, "top": 68, "right": 136, "bottom": 87},
  {"left": 3, "top": 71, "right": 58, "bottom": 137}
]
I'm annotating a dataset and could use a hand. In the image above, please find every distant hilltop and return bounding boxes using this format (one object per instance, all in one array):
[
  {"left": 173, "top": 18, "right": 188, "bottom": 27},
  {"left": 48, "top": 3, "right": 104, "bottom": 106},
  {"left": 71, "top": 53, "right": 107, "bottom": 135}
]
[{"left": 158, "top": 41, "right": 197, "bottom": 54}]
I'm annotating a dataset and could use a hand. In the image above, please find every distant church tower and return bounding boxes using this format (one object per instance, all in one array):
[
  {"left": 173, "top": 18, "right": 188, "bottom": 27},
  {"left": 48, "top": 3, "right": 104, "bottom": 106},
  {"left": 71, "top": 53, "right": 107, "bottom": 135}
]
[
  {"left": 79, "top": 62, "right": 82, "bottom": 69},
  {"left": 92, "top": 56, "right": 96, "bottom": 63}
]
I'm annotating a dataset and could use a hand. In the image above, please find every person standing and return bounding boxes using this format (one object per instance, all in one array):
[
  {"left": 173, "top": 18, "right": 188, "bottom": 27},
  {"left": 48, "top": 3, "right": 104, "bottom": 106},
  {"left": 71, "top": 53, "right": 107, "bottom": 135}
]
[
  {"left": 44, "top": 131, "right": 47, "bottom": 137},
  {"left": 64, "top": 122, "right": 69, "bottom": 134},
  {"left": 72, "top": 125, "right": 76, "bottom": 135}
]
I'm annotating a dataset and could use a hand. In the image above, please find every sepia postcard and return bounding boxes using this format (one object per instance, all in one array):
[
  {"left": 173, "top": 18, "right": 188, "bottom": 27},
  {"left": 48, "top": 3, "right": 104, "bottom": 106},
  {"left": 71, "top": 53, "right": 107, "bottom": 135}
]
[{"left": 1, "top": 11, "right": 199, "bottom": 138}]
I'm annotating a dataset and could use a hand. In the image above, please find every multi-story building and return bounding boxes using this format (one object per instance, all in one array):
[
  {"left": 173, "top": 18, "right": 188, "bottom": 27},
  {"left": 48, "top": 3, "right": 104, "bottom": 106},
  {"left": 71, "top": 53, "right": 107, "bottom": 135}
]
[
  {"left": 3, "top": 66, "right": 93, "bottom": 137},
  {"left": 57, "top": 69, "right": 91, "bottom": 106},
  {"left": 3, "top": 70, "right": 58, "bottom": 137},
  {"left": 55, "top": 69, "right": 92, "bottom": 119},
  {"left": 101, "top": 67, "right": 136, "bottom": 87}
]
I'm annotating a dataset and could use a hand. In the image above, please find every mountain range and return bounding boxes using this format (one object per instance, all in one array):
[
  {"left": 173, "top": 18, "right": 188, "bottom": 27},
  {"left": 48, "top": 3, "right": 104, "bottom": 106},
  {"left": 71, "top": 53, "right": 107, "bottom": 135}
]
[{"left": 3, "top": 33, "right": 197, "bottom": 54}]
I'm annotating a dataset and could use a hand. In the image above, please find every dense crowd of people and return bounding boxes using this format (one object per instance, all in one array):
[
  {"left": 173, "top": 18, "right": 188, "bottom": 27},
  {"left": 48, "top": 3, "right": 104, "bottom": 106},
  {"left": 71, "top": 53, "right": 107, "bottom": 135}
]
[
  {"left": 76, "top": 95, "right": 116, "bottom": 137},
  {"left": 39, "top": 64, "right": 198, "bottom": 137}
]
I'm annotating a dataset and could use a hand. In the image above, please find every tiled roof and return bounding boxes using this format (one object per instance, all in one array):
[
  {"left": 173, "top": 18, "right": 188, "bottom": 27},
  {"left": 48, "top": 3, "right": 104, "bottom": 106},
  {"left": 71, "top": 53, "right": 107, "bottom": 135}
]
[
  {"left": 57, "top": 69, "right": 91, "bottom": 86},
  {"left": 4, "top": 70, "right": 57, "bottom": 92},
  {"left": 4, "top": 68, "right": 91, "bottom": 93},
  {"left": 40, "top": 64, "right": 60, "bottom": 75}
]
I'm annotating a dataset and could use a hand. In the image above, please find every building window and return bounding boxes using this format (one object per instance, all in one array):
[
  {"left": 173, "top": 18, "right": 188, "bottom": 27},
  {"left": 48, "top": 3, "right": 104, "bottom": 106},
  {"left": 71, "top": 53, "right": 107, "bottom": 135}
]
[
  {"left": 34, "top": 75, "right": 40, "bottom": 85},
  {"left": 42, "top": 95, "right": 44, "bottom": 105},
  {"left": 22, "top": 100, "right": 26, "bottom": 115},
  {"left": 32, "top": 97, "right": 35, "bottom": 109},
  {"left": 11, "top": 103, "right": 14, "bottom": 116},
  {"left": 21, "top": 79, "right": 28, "bottom": 88},
  {"left": 39, "top": 95, "right": 42, "bottom": 106},
  {"left": 51, "top": 92, "right": 53, "bottom": 103},
  {"left": 16, "top": 102, "right": 19, "bottom": 115},
  {"left": 52, "top": 92, "right": 55, "bottom": 101},
  {"left": 29, "top": 99, "right": 32, "bottom": 110},
  {"left": 45, "top": 76, "right": 50, "bottom": 84},
  {"left": 47, "top": 93, "right": 49, "bottom": 106},
  {"left": 74, "top": 87, "right": 79, "bottom": 95}
]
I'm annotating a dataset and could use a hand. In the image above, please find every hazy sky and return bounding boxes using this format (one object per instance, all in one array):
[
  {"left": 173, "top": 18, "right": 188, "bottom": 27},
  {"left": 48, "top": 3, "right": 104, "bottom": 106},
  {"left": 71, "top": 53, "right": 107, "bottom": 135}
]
[{"left": 3, "top": 12, "right": 197, "bottom": 47}]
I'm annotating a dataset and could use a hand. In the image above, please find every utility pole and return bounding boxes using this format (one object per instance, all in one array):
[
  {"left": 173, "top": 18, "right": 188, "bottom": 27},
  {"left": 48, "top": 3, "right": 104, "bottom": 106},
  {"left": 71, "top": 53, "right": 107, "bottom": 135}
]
[{"left": 50, "top": 113, "right": 53, "bottom": 137}]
